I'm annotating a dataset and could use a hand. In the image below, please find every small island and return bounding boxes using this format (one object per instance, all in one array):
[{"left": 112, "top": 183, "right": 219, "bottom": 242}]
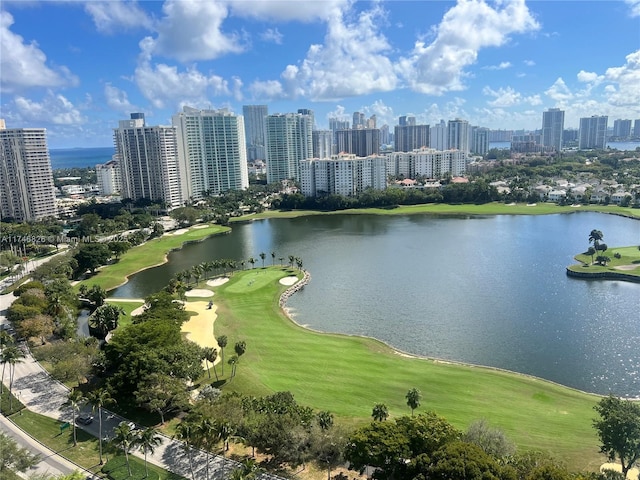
[{"left": 566, "top": 229, "right": 640, "bottom": 282}]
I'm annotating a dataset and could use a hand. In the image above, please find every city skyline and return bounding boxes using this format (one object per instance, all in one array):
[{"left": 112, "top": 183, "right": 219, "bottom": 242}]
[{"left": 1, "top": 0, "right": 639, "bottom": 149}]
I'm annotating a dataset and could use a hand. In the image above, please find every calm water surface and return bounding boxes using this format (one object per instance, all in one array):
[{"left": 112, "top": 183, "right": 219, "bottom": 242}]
[{"left": 111, "top": 212, "right": 640, "bottom": 397}]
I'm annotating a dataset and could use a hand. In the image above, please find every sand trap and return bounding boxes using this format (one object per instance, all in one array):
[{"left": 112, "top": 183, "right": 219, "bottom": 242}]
[
  {"left": 172, "top": 228, "right": 190, "bottom": 235},
  {"left": 526, "top": 203, "right": 537, "bottom": 206},
  {"left": 279, "top": 276, "right": 299, "bottom": 286},
  {"left": 182, "top": 301, "right": 220, "bottom": 367},
  {"left": 206, "top": 277, "right": 229, "bottom": 287},
  {"left": 506, "top": 202, "right": 516, "bottom": 206},
  {"left": 601, "top": 463, "right": 639, "bottom": 479},
  {"left": 185, "top": 289, "right": 214, "bottom": 297},
  {"left": 571, "top": 204, "right": 582, "bottom": 208},
  {"left": 131, "top": 305, "right": 145, "bottom": 316},
  {"left": 614, "top": 264, "right": 640, "bottom": 271},
  {"left": 192, "top": 224, "right": 209, "bottom": 229}
]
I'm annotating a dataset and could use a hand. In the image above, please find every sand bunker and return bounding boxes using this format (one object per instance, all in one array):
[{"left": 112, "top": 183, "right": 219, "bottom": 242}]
[
  {"left": 131, "top": 305, "right": 145, "bottom": 316},
  {"left": 526, "top": 203, "right": 537, "bottom": 206},
  {"left": 206, "top": 277, "right": 229, "bottom": 287},
  {"left": 192, "top": 224, "right": 209, "bottom": 229},
  {"left": 172, "top": 228, "right": 190, "bottom": 235},
  {"left": 279, "top": 276, "right": 299, "bottom": 286},
  {"left": 614, "top": 264, "right": 640, "bottom": 271},
  {"left": 601, "top": 463, "right": 639, "bottom": 479},
  {"left": 185, "top": 289, "right": 214, "bottom": 297},
  {"left": 182, "top": 301, "right": 220, "bottom": 367}
]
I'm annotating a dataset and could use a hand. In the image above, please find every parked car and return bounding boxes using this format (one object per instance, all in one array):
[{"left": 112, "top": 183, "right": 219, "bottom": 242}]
[{"left": 77, "top": 414, "right": 94, "bottom": 425}]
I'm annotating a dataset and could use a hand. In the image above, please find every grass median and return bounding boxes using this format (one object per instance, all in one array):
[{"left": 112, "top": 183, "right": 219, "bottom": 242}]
[{"left": 207, "top": 267, "right": 603, "bottom": 472}]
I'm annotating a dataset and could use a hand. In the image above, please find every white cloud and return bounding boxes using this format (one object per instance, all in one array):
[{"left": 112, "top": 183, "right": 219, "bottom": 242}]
[
  {"left": 483, "top": 86, "right": 521, "bottom": 107},
  {"left": 625, "top": 0, "right": 640, "bottom": 17},
  {"left": 135, "top": 57, "right": 231, "bottom": 109},
  {"left": 483, "top": 61, "right": 512, "bottom": 70},
  {"left": 577, "top": 70, "right": 603, "bottom": 84},
  {"left": 265, "top": 4, "right": 397, "bottom": 101},
  {"left": 228, "top": 0, "right": 351, "bottom": 22},
  {"left": 523, "top": 59, "right": 535, "bottom": 67},
  {"left": 13, "top": 91, "right": 86, "bottom": 125},
  {"left": 261, "top": 28, "right": 283, "bottom": 45},
  {"left": 85, "top": 1, "right": 153, "bottom": 33},
  {"left": 0, "top": 11, "right": 78, "bottom": 93},
  {"left": 545, "top": 78, "right": 573, "bottom": 102},
  {"left": 398, "top": 0, "right": 540, "bottom": 95},
  {"left": 145, "top": 0, "right": 244, "bottom": 62},
  {"left": 248, "top": 80, "right": 284, "bottom": 100},
  {"left": 104, "top": 84, "right": 138, "bottom": 113},
  {"left": 603, "top": 49, "right": 640, "bottom": 107}
]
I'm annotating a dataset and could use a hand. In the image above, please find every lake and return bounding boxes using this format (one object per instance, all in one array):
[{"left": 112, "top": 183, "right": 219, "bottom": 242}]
[{"left": 111, "top": 212, "right": 640, "bottom": 397}]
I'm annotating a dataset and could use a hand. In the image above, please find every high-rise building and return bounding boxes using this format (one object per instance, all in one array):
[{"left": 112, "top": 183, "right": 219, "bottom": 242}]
[
  {"left": 579, "top": 115, "right": 608, "bottom": 149},
  {"left": 380, "top": 125, "right": 390, "bottom": 146},
  {"left": 352, "top": 112, "right": 365, "bottom": 129},
  {"left": 265, "top": 113, "right": 313, "bottom": 183},
  {"left": 114, "top": 113, "right": 185, "bottom": 209},
  {"left": 399, "top": 116, "right": 416, "bottom": 127},
  {"left": 335, "top": 128, "right": 381, "bottom": 157},
  {"left": 312, "top": 130, "right": 332, "bottom": 159},
  {"left": 613, "top": 119, "right": 632, "bottom": 139},
  {"left": 471, "top": 127, "right": 490, "bottom": 155},
  {"left": 96, "top": 159, "right": 122, "bottom": 196},
  {"left": 394, "top": 124, "right": 430, "bottom": 152},
  {"left": 329, "top": 117, "right": 350, "bottom": 155},
  {"left": 447, "top": 119, "right": 470, "bottom": 153},
  {"left": 173, "top": 106, "right": 249, "bottom": 200},
  {"left": 430, "top": 120, "right": 448, "bottom": 150},
  {"left": 387, "top": 148, "right": 467, "bottom": 178},
  {"left": 634, "top": 119, "right": 640, "bottom": 138},
  {"left": 0, "top": 123, "right": 57, "bottom": 221},
  {"left": 297, "top": 109, "right": 315, "bottom": 130},
  {"left": 300, "top": 153, "right": 387, "bottom": 197},
  {"left": 242, "top": 105, "right": 268, "bottom": 161},
  {"left": 541, "top": 108, "right": 565, "bottom": 152}
]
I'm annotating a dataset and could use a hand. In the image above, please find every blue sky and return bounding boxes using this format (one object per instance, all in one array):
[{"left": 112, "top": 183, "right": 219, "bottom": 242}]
[{"left": 1, "top": 0, "right": 639, "bottom": 148}]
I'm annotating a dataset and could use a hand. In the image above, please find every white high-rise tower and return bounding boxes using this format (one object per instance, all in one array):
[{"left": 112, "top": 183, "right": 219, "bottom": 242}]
[
  {"left": 265, "top": 113, "right": 313, "bottom": 183},
  {"left": 173, "top": 106, "right": 248, "bottom": 200}
]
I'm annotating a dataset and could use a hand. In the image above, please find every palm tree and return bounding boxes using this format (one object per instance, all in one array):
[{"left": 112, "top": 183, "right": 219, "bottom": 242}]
[
  {"left": 174, "top": 422, "right": 196, "bottom": 479},
  {"left": 203, "top": 347, "right": 218, "bottom": 380},
  {"left": 2, "top": 346, "right": 24, "bottom": 412},
  {"left": 259, "top": 252, "right": 266, "bottom": 268},
  {"left": 228, "top": 355, "right": 239, "bottom": 379},
  {"left": 195, "top": 418, "right": 217, "bottom": 480},
  {"left": 288, "top": 255, "right": 295, "bottom": 268},
  {"left": 65, "top": 388, "right": 86, "bottom": 446},
  {"left": 248, "top": 257, "right": 256, "bottom": 269},
  {"left": 589, "top": 229, "right": 604, "bottom": 250},
  {"left": 137, "top": 427, "right": 162, "bottom": 478},
  {"left": 372, "top": 403, "right": 389, "bottom": 421},
  {"left": 0, "top": 332, "right": 14, "bottom": 395},
  {"left": 271, "top": 251, "right": 276, "bottom": 266},
  {"left": 216, "top": 421, "right": 234, "bottom": 479},
  {"left": 113, "top": 422, "right": 136, "bottom": 477},
  {"left": 406, "top": 388, "right": 421, "bottom": 416},
  {"left": 86, "top": 388, "right": 114, "bottom": 464},
  {"left": 191, "top": 264, "right": 203, "bottom": 285},
  {"left": 216, "top": 335, "right": 228, "bottom": 376},
  {"left": 234, "top": 340, "right": 246, "bottom": 358},
  {"left": 296, "top": 257, "right": 303, "bottom": 270},
  {"left": 587, "top": 246, "right": 596, "bottom": 265}
]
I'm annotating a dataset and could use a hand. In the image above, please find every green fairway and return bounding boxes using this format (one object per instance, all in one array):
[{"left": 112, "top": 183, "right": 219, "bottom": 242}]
[
  {"left": 76, "top": 224, "right": 229, "bottom": 292},
  {"left": 237, "top": 202, "right": 640, "bottom": 221},
  {"left": 207, "top": 267, "right": 604, "bottom": 472}
]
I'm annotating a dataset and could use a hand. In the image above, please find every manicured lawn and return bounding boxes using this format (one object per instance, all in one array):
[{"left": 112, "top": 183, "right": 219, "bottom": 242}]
[
  {"left": 238, "top": 202, "right": 640, "bottom": 221},
  {"left": 208, "top": 267, "right": 605, "bottom": 472},
  {"left": 105, "top": 299, "right": 145, "bottom": 329},
  {"left": 568, "top": 244, "right": 640, "bottom": 277},
  {"left": 11, "top": 410, "right": 185, "bottom": 479},
  {"left": 76, "top": 224, "right": 229, "bottom": 292}
]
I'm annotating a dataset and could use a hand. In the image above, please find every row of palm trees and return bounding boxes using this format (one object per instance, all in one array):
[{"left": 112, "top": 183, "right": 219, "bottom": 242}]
[
  {"left": 172, "top": 253, "right": 304, "bottom": 287},
  {"left": 65, "top": 387, "right": 162, "bottom": 477},
  {"left": 0, "top": 331, "right": 25, "bottom": 413}
]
